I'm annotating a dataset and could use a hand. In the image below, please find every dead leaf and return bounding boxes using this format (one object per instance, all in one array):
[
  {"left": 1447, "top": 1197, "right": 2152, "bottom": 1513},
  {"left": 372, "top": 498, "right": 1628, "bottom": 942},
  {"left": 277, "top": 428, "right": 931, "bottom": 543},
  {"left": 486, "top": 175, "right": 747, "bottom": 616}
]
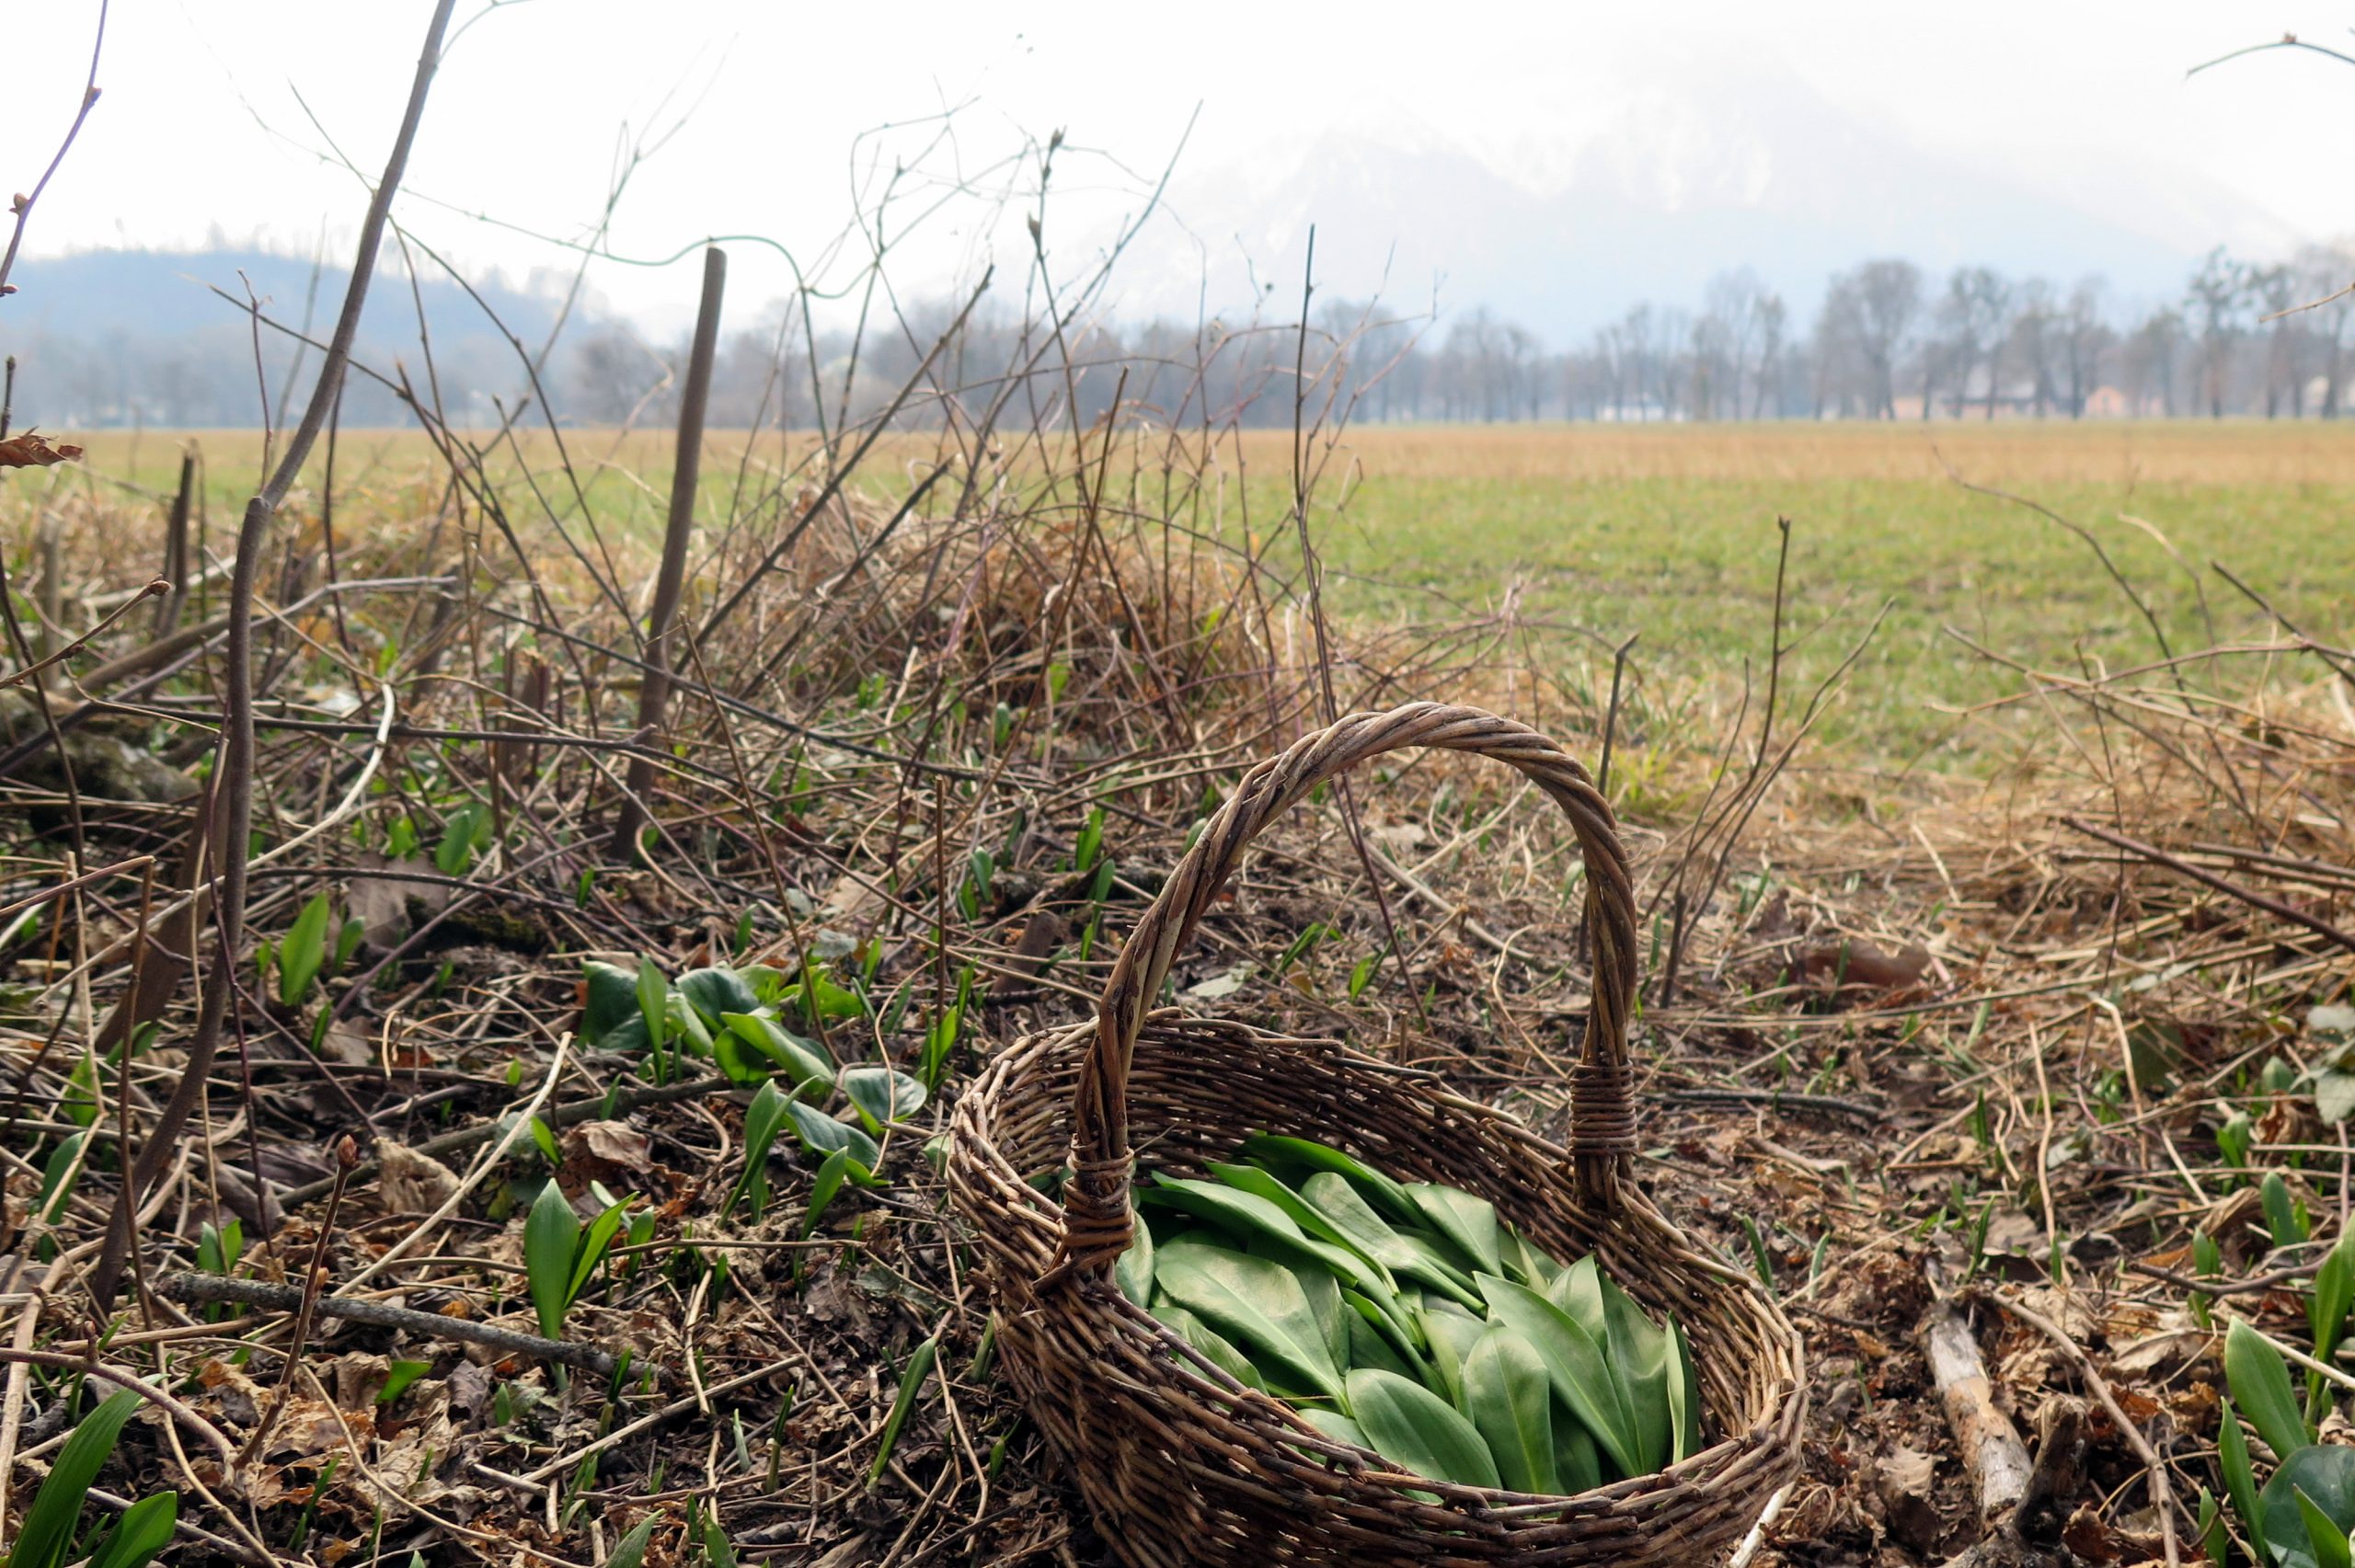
[
  {"left": 319, "top": 1021, "right": 375, "bottom": 1068},
  {"left": 252, "top": 1395, "right": 367, "bottom": 1460},
  {"left": 818, "top": 870, "right": 885, "bottom": 926},
  {"left": 240, "top": 1464, "right": 297, "bottom": 1509},
  {"left": 198, "top": 1356, "right": 268, "bottom": 1425},
  {"left": 326, "top": 1351, "right": 392, "bottom": 1411},
  {"left": 1981, "top": 1207, "right": 2045, "bottom": 1257},
  {"left": 445, "top": 1362, "right": 492, "bottom": 1420},
  {"left": 2062, "top": 1503, "right": 2125, "bottom": 1562},
  {"left": 0, "top": 431, "right": 84, "bottom": 468},
  {"left": 2013, "top": 1283, "right": 2101, "bottom": 1343},
  {"left": 346, "top": 854, "right": 450, "bottom": 948},
  {"left": 361, "top": 1404, "right": 470, "bottom": 1515},
  {"left": 1749, "top": 887, "right": 1800, "bottom": 943},
  {"left": 564, "top": 1119, "right": 652, "bottom": 1174},
  {"left": 377, "top": 1140, "right": 462, "bottom": 1213},
  {"left": 2108, "top": 1325, "right": 2211, "bottom": 1380},
  {"left": 1798, "top": 936, "right": 1931, "bottom": 1001},
  {"left": 1185, "top": 965, "right": 1250, "bottom": 1001},
  {"left": 1875, "top": 1446, "right": 1943, "bottom": 1553}
]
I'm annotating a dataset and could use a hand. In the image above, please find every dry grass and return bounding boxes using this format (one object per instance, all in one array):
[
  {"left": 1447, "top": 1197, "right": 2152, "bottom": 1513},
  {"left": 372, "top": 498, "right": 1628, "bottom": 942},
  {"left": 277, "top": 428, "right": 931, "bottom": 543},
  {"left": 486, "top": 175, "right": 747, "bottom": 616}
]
[{"left": 1, "top": 386, "right": 2351, "bottom": 1567}]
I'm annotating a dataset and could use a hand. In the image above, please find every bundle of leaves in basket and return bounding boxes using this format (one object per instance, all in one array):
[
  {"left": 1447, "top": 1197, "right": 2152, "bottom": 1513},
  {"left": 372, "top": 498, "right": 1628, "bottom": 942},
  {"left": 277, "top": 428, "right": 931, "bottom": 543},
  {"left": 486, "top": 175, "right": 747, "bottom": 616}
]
[
  {"left": 947, "top": 703, "right": 1805, "bottom": 1567},
  {"left": 1124, "top": 1133, "right": 1704, "bottom": 1493}
]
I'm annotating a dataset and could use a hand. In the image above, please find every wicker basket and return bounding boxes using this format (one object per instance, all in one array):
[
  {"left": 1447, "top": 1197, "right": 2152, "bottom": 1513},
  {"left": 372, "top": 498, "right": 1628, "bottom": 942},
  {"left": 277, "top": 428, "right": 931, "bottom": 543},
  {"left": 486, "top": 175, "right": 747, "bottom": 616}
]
[{"left": 947, "top": 702, "right": 1806, "bottom": 1566}]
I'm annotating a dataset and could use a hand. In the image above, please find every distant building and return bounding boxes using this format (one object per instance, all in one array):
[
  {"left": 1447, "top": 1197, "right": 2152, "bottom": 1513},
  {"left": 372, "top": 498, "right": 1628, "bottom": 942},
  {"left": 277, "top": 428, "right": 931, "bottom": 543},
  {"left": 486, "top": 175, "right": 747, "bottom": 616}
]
[{"left": 2081, "top": 385, "right": 2132, "bottom": 418}]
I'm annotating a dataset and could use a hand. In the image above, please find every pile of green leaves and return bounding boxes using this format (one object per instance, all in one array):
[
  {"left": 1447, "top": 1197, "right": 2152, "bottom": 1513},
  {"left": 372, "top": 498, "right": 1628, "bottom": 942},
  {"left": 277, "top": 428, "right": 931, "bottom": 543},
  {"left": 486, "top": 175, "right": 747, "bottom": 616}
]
[
  {"left": 579, "top": 957, "right": 925, "bottom": 1183},
  {"left": 1117, "top": 1134, "right": 1702, "bottom": 1495}
]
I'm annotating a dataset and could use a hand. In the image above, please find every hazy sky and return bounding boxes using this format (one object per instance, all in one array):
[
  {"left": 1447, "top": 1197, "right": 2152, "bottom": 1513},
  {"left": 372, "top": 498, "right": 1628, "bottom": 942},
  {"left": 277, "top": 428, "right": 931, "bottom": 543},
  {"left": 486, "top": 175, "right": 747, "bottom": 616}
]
[{"left": 9, "top": 1, "right": 2354, "bottom": 336}]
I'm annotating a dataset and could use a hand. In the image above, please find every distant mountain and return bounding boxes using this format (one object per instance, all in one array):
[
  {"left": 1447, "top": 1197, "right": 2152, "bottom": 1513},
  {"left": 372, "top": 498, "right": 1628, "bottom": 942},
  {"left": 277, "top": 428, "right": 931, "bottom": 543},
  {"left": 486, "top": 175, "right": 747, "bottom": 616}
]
[
  {"left": 1108, "top": 59, "right": 2298, "bottom": 340},
  {"left": 0, "top": 246, "right": 579, "bottom": 427},
  {"left": 4, "top": 246, "right": 564, "bottom": 351}
]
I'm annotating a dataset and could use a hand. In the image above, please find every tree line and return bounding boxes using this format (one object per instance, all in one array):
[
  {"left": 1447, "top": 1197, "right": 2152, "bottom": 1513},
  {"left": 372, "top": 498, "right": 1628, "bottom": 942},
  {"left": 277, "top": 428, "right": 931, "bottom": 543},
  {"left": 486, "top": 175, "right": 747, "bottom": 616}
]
[
  {"left": 1323, "top": 245, "right": 2355, "bottom": 424},
  {"left": 560, "top": 244, "right": 2355, "bottom": 429},
  {"left": 16, "top": 244, "right": 2355, "bottom": 429}
]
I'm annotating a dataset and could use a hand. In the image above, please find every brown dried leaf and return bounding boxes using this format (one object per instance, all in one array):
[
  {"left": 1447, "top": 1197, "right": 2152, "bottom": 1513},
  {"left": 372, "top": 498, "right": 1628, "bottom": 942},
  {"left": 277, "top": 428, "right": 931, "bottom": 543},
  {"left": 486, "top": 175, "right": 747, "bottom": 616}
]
[
  {"left": 254, "top": 1396, "right": 368, "bottom": 1460},
  {"left": 0, "top": 431, "right": 84, "bottom": 468},
  {"left": 347, "top": 853, "right": 449, "bottom": 947},
  {"left": 1875, "top": 1446, "right": 1944, "bottom": 1553},
  {"left": 318, "top": 1021, "right": 375, "bottom": 1068},
  {"left": 564, "top": 1118, "right": 652, "bottom": 1175},
  {"left": 377, "top": 1140, "right": 463, "bottom": 1213},
  {"left": 2061, "top": 1503, "right": 2126, "bottom": 1562},
  {"left": 1798, "top": 936, "right": 1931, "bottom": 1001}
]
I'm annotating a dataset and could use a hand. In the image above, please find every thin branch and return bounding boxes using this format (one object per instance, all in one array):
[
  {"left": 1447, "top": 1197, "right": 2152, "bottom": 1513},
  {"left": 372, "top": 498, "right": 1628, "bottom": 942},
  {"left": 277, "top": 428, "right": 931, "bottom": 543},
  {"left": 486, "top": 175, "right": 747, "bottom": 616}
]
[
  {"left": 156, "top": 1274, "right": 628, "bottom": 1378},
  {"left": 0, "top": 0, "right": 107, "bottom": 300},
  {"left": 2061, "top": 815, "right": 2355, "bottom": 956},
  {"left": 90, "top": 0, "right": 462, "bottom": 1308}
]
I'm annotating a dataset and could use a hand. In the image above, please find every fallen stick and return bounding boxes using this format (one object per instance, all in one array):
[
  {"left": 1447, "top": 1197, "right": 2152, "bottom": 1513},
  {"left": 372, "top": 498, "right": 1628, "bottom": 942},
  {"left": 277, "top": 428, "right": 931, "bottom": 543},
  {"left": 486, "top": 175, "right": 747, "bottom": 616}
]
[
  {"left": 156, "top": 1273, "right": 630, "bottom": 1379},
  {"left": 1936, "top": 1400, "right": 2084, "bottom": 1568},
  {"left": 2062, "top": 815, "right": 2355, "bottom": 957},
  {"left": 278, "top": 1073, "right": 729, "bottom": 1207},
  {"left": 1925, "top": 1303, "right": 2034, "bottom": 1518}
]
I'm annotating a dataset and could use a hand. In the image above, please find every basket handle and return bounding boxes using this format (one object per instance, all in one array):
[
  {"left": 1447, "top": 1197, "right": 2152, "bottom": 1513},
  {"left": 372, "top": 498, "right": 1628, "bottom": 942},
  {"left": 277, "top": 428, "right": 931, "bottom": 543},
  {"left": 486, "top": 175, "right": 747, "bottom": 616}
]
[{"left": 1055, "top": 701, "right": 1639, "bottom": 1282}]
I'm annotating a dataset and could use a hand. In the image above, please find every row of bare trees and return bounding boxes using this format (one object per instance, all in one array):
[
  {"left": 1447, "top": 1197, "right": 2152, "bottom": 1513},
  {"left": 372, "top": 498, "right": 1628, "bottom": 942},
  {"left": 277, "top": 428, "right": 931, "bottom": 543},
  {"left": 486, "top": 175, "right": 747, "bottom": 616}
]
[
  {"left": 1515, "top": 246, "right": 2355, "bottom": 423},
  {"left": 1797, "top": 246, "right": 2355, "bottom": 422},
  {"left": 18, "top": 242, "right": 2355, "bottom": 429},
  {"left": 557, "top": 244, "right": 2355, "bottom": 430}
]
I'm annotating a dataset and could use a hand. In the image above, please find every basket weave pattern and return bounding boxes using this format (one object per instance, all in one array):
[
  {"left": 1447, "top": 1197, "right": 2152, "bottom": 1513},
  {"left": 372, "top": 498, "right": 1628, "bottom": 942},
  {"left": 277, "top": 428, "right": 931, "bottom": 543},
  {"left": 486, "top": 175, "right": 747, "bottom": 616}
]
[{"left": 948, "top": 704, "right": 1806, "bottom": 1565}]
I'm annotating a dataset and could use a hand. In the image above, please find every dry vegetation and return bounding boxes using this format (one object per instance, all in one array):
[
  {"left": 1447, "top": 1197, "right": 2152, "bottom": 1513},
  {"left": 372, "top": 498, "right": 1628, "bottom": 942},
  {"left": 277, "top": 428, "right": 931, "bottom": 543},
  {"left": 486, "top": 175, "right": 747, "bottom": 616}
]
[
  {"left": 2, "top": 19, "right": 2354, "bottom": 1568},
  {"left": 6, "top": 391, "right": 2352, "bottom": 1567}
]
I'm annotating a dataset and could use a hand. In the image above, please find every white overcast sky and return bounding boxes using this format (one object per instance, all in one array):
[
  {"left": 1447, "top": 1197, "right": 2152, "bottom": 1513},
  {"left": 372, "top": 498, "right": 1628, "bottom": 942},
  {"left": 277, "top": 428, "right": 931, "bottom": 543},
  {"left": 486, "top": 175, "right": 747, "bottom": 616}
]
[{"left": 8, "top": 1, "right": 2355, "bottom": 333}]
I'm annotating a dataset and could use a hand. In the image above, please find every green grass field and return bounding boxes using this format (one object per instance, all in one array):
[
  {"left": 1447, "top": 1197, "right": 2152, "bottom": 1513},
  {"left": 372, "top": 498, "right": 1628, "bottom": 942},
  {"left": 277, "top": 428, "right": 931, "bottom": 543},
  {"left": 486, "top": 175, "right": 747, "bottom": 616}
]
[
  {"left": 13, "top": 420, "right": 2349, "bottom": 767},
  {"left": 1305, "top": 425, "right": 2354, "bottom": 764}
]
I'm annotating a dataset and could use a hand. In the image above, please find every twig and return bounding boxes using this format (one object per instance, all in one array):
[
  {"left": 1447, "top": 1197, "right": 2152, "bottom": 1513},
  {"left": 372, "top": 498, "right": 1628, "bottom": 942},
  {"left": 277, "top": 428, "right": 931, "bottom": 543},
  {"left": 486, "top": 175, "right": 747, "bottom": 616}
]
[
  {"left": 0, "top": 1, "right": 107, "bottom": 300},
  {"left": 612, "top": 244, "right": 725, "bottom": 854},
  {"left": 1727, "top": 1483, "right": 1791, "bottom": 1568},
  {"left": 86, "top": 1487, "right": 269, "bottom": 1568},
  {"left": 236, "top": 1136, "right": 357, "bottom": 1467},
  {"left": 1925, "top": 1303, "right": 2033, "bottom": 1518},
  {"left": 89, "top": 0, "right": 461, "bottom": 1307},
  {"left": 1993, "top": 1292, "right": 2181, "bottom": 1568},
  {"left": 1595, "top": 631, "right": 1639, "bottom": 795},
  {"left": 0, "top": 579, "right": 167, "bottom": 689},
  {"left": 2188, "top": 32, "right": 2355, "bottom": 79},
  {"left": 517, "top": 1355, "right": 801, "bottom": 1484},
  {"left": 0, "top": 1348, "right": 236, "bottom": 1470},
  {"left": 277, "top": 1072, "right": 728, "bottom": 1208},
  {"left": 2125, "top": 1256, "right": 2322, "bottom": 1299},
  {"left": 156, "top": 452, "right": 193, "bottom": 636},
  {"left": 0, "top": 855, "right": 152, "bottom": 924},
  {"left": 2210, "top": 557, "right": 2355, "bottom": 693},
  {"left": 339, "top": 1027, "right": 570, "bottom": 1293},
  {"left": 155, "top": 1274, "right": 627, "bottom": 1378},
  {"left": 1658, "top": 1086, "right": 1889, "bottom": 1125},
  {"left": 2061, "top": 815, "right": 2355, "bottom": 956}
]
